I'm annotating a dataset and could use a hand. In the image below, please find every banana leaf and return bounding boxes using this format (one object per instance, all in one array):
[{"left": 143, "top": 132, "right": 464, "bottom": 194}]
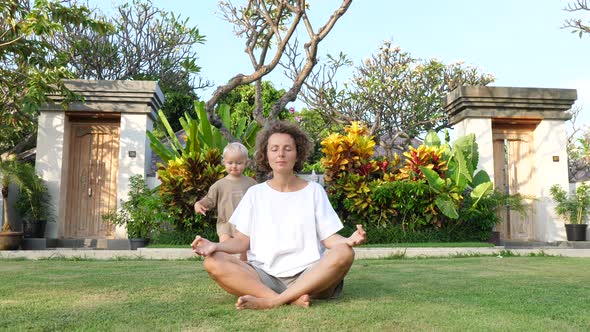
[{"left": 147, "top": 130, "right": 178, "bottom": 163}]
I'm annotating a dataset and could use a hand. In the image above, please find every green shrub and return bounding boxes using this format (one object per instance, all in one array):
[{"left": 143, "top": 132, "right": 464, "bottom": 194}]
[
  {"left": 157, "top": 151, "right": 225, "bottom": 232},
  {"left": 147, "top": 102, "right": 258, "bottom": 233},
  {"left": 339, "top": 224, "right": 482, "bottom": 244},
  {"left": 102, "top": 175, "right": 169, "bottom": 239},
  {"left": 302, "top": 160, "right": 325, "bottom": 173},
  {"left": 372, "top": 180, "right": 435, "bottom": 231},
  {"left": 151, "top": 226, "right": 217, "bottom": 245},
  {"left": 14, "top": 164, "right": 53, "bottom": 223},
  {"left": 322, "top": 124, "right": 515, "bottom": 243}
]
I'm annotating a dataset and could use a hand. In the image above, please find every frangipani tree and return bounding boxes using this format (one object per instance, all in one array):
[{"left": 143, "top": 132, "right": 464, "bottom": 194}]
[
  {"left": 205, "top": 0, "right": 353, "bottom": 139},
  {"left": 298, "top": 41, "right": 495, "bottom": 155}
]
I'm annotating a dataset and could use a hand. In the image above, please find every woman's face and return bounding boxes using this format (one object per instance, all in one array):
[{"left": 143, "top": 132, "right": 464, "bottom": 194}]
[{"left": 267, "top": 133, "right": 297, "bottom": 174}]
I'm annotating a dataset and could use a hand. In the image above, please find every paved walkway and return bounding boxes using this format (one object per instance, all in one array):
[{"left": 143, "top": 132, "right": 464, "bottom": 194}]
[{"left": 2, "top": 246, "right": 590, "bottom": 260}]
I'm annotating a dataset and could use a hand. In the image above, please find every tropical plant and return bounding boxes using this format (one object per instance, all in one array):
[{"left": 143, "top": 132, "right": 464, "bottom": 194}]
[
  {"left": 455, "top": 190, "right": 528, "bottom": 241},
  {"left": 147, "top": 100, "right": 259, "bottom": 233},
  {"left": 397, "top": 145, "right": 448, "bottom": 181},
  {"left": 549, "top": 183, "right": 590, "bottom": 225},
  {"left": 302, "top": 160, "right": 325, "bottom": 173},
  {"left": 216, "top": 81, "right": 291, "bottom": 130},
  {"left": 102, "top": 175, "right": 167, "bottom": 239},
  {"left": 372, "top": 180, "right": 432, "bottom": 231},
  {"left": 1, "top": 157, "right": 41, "bottom": 232},
  {"left": 321, "top": 122, "right": 401, "bottom": 226},
  {"left": 147, "top": 101, "right": 259, "bottom": 165},
  {"left": 14, "top": 169, "right": 53, "bottom": 223},
  {"left": 297, "top": 107, "right": 344, "bottom": 164},
  {"left": 321, "top": 123, "right": 499, "bottom": 237},
  {"left": 417, "top": 131, "right": 494, "bottom": 221},
  {"left": 321, "top": 122, "right": 395, "bottom": 182},
  {"left": 156, "top": 151, "right": 225, "bottom": 232}
]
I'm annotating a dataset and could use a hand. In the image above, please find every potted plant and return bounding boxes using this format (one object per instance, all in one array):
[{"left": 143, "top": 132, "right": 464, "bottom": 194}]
[
  {"left": 0, "top": 157, "right": 39, "bottom": 250},
  {"left": 15, "top": 170, "right": 53, "bottom": 238},
  {"left": 102, "top": 175, "right": 162, "bottom": 250},
  {"left": 549, "top": 183, "right": 590, "bottom": 241}
]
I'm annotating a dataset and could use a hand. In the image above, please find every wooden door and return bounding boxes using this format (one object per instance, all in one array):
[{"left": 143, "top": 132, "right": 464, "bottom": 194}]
[
  {"left": 65, "top": 122, "right": 119, "bottom": 238},
  {"left": 492, "top": 124, "right": 536, "bottom": 241}
]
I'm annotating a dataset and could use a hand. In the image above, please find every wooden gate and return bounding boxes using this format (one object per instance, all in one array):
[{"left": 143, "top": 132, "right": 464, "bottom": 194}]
[
  {"left": 65, "top": 121, "right": 119, "bottom": 238},
  {"left": 492, "top": 121, "right": 537, "bottom": 241}
]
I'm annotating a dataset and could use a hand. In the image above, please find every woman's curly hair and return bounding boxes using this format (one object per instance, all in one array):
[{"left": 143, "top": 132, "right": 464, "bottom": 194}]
[{"left": 254, "top": 121, "right": 313, "bottom": 173}]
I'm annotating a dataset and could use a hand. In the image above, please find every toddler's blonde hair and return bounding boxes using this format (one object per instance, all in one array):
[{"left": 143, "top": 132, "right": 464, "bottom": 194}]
[{"left": 223, "top": 142, "right": 249, "bottom": 161}]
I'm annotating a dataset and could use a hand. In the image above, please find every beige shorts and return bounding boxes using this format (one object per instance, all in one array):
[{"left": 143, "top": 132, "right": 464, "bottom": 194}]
[{"left": 246, "top": 261, "right": 344, "bottom": 300}]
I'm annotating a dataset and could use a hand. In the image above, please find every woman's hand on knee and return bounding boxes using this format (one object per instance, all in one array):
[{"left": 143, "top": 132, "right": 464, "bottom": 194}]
[
  {"left": 191, "top": 235, "right": 217, "bottom": 256},
  {"left": 346, "top": 224, "right": 367, "bottom": 247}
]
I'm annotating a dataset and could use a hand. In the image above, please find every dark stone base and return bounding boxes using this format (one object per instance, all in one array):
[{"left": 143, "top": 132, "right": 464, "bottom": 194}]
[
  {"left": 556, "top": 241, "right": 590, "bottom": 249},
  {"left": 22, "top": 238, "right": 47, "bottom": 250},
  {"left": 487, "top": 231, "right": 501, "bottom": 246},
  {"left": 47, "top": 238, "right": 131, "bottom": 250},
  {"left": 129, "top": 238, "right": 149, "bottom": 250},
  {"left": 107, "top": 240, "right": 132, "bottom": 250},
  {"left": 502, "top": 240, "right": 590, "bottom": 249},
  {"left": 501, "top": 241, "right": 556, "bottom": 248}
]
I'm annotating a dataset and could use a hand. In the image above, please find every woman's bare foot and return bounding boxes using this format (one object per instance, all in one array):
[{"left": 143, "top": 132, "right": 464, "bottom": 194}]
[
  {"left": 235, "top": 295, "right": 274, "bottom": 310},
  {"left": 290, "top": 294, "right": 310, "bottom": 308},
  {"left": 235, "top": 294, "right": 310, "bottom": 310}
]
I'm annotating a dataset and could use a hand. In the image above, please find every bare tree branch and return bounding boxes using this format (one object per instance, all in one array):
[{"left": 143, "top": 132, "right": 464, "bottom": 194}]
[
  {"left": 563, "top": 0, "right": 590, "bottom": 35},
  {"left": 208, "top": 0, "right": 352, "bottom": 141}
]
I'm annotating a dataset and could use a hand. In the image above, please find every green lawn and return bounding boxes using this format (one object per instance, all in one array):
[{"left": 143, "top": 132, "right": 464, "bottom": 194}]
[
  {"left": 1, "top": 257, "right": 589, "bottom": 331},
  {"left": 360, "top": 241, "right": 494, "bottom": 248}
]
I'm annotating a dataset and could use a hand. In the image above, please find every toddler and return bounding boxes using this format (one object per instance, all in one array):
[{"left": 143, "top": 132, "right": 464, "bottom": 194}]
[{"left": 194, "top": 142, "right": 257, "bottom": 260}]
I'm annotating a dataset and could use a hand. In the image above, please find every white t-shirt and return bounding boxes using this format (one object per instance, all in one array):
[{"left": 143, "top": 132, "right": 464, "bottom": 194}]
[{"left": 230, "top": 181, "right": 343, "bottom": 277}]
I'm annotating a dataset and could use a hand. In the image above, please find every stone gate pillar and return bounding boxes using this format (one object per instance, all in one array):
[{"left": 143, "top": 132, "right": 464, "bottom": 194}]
[
  {"left": 443, "top": 86, "right": 577, "bottom": 242},
  {"left": 37, "top": 80, "right": 164, "bottom": 243}
]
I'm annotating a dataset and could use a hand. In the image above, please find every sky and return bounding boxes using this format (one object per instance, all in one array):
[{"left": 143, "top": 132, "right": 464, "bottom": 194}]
[{"left": 96, "top": 0, "right": 590, "bottom": 127}]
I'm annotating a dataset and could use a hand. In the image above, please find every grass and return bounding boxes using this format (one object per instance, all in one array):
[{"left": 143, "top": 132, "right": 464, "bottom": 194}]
[
  {"left": 1, "top": 257, "right": 589, "bottom": 331},
  {"left": 360, "top": 242, "right": 494, "bottom": 248}
]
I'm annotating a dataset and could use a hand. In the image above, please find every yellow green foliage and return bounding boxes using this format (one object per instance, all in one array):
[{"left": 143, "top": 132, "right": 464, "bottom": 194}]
[
  {"left": 321, "top": 122, "right": 395, "bottom": 182},
  {"left": 321, "top": 122, "right": 400, "bottom": 226},
  {"left": 157, "top": 149, "right": 225, "bottom": 230},
  {"left": 320, "top": 123, "right": 501, "bottom": 240},
  {"left": 397, "top": 145, "right": 448, "bottom": 181}
]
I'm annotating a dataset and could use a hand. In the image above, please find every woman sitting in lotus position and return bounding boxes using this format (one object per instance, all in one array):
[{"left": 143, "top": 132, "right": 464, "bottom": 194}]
[{"left": 191, "top": 121, "right": 366, "bottom": 310}]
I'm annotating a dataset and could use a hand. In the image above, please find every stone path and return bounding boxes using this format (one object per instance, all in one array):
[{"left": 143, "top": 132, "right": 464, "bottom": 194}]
[{"left": 2, "top": 246, "right": 590, "bottom": 260}]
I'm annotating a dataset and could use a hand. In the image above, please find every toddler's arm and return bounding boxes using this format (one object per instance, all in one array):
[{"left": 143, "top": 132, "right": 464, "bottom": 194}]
[
  {"left": 194, "top": 181, "right": 219, "bottom": 215},
  {"left": 194, "top": 201, "right": 208, "bottom": 215}
]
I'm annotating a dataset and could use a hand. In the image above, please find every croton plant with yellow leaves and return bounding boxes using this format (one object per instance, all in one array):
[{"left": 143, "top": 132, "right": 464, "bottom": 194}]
[
  {"left": 320, "top": 122, "right": 401, "bottom": 226},
  {"left": 157, "top": 149, "right": 225, "bottom": 231},
  {"left": 320, "top": 122, "right": 494, "bottom": 232},
  {"left": 397, "top": 145, "right": 448, "bottom": 181}
]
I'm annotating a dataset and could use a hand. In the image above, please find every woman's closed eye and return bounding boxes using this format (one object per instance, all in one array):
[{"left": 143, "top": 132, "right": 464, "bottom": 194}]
[{"left": 270, "top": 146, "right": 292, "bottom": 152}]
